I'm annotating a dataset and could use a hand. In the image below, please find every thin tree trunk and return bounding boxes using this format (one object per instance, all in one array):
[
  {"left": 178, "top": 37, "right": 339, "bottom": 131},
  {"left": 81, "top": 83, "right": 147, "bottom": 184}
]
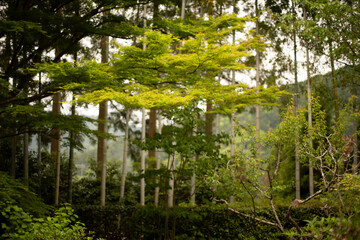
[
  {"left": 205, "top": 103, "right": 213, "bottom": 135},
  {"left": 181, "top": 0, "right": 186, "bottom": 19},
  {"left": 117, "top": 109, "right": 130, "bottom": 229},
  {"left": 51, "top": 92, "right": 61, "bottom": 206},
  {"left": 304, "top": 8, "right": 314, "bottom": 196},
  {"left": 255, "top": 0, "right": 261, "bottom": 159},
  {"left": 37, "top": 73, "right": 42, "bottom": 197},
  {"left": 353, "top": 88, "right": 358, "bottom": 174},
  {"left": 148, "top": 0, "right": 159, "bottom": 163},
  {"left": 24, "top": 88, "right": 29, "bottom": 185},
  {"left": 10, "top": 134, "right": 16, "bottom": 178},
  {"left": 190, "top": 161, "right": 196, "bottom": 205},
  {"left": 229, "top": 1, "right": 236, "bottom": 204},
  {"left": 154, "top": 113, "right": 162, "bottom": 206},
  {"left": 37, "top": 73, "right": 42, "bottom": 166},
  {"left": 68, "top": 94, "right": 75, "bottom": 204},
  {"left": 292, "top": 0, "right": 301, "bottom": 200},
  {"left": 140, "top": 3, "right": 147, "bottom": 207},
  {"left": 99, "top": 32, "right": 109, "bottom": 206},
  {"left": 140, "top": 108, "right": 146, "bottom": 206},
  {"left": 54, "top": 132, "right": 61, "bottom": 206},
  {"left": 37, "top": 134, "right": 41, "bottom": 165},
  {"left": 6, "top": 36, "right": 16, "bottom": 178},
  {"left": 99, "top": 100, "right": 108, "bottom": 206},
  {"left": 120, "top": 109, "right": 130, "bottom": 199},
  {"left": 23, "top": 128, "right": 29, "bottom": 185},
  {"left": 148, "top": 109, "right": 156, "bottom": 162},
  {"left": 53, "top": 8, "right": 62, "bottom": 207},
  {"left": 329, "top": 42, "right": 339, "bottom": 121},
  {"left": 190, "top": 124, "right": 197, "bottom": 205},
  {"left": 168, "top": 151, "right": 175, "bottom": 208}
]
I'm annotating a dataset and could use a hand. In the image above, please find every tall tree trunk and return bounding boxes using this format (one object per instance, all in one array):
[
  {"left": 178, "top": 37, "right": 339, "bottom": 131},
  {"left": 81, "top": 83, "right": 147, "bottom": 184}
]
[
  {"left": 205, "top": 103, "right": 213, "bottom": 135},
  {"left": 140, "top": 108, "right": 146, "bottom": 206},
  {"left": 292, "top": 0, "right": 300, "bottom": 200},
  {"left": 68, "top": 94, "right": 75, "bottom": 204},
  {"left": 24, "top": 85, "right": 29, "bottom": 185},
  {"left": 99, "top": 32, "right": 109, "bottom": 206},
  {"left": 68, "top": 0, "right": 80, "bottom": 205},
  {"left": 353, "top": 88, "right": 358, "bottom": 174},
  {"left": 255, "top": 0, "right": 261, "bottom": 159},
  {"left": 304, "top": 8, "right": 314, "bottom": 196},
  {"left": 6, "top": 36, "right": 16, "bottom": 178},
  {"left": 37, "top": 73, "right": 42, "bottom": 167},
  {"left": 52, "top": 8, "right": 63, "bottom": 206},
  {"left": 10, "top": 134, "right": 16, "bottom": 178},
  {"left": 23, "top": 128, "right": 29, "bottom": 185},
  {"left": 154, "top": 112, "right": 162, "bottom": 206},
  {"left": 168, "top": 151, "right": 175, "bottom": 208},
  {"left": 117, "top": 109, "right": 130, "bottom": 229},
  {"left": 51, "top": 91, "right": 61, "bottom": 206},
  {"left": 37, "top": 73, "right": 42, "bottom": 197},
  {"left": 148, "top": 109, "right": 156, "bottom": 162},
  {"left": 329, "top": 42, "right": 339, "bottom": 121},
  {"left": 140, "top": 3, "right": 147, "bottom": 207},
  {"left": 120, "top": 109, "right": 130, "bottom": 199},
  {"left": 190, "top": 123, "right": 197, "bottom": 205},
  {"left": 181, "top": 0, "right": 186, "bottom": 19},
  {"left": 229, "top": 1, "right": 237, "bottom": 204},
  {"left": 148, "top": 0, "right": 159, "bottom": 163}
]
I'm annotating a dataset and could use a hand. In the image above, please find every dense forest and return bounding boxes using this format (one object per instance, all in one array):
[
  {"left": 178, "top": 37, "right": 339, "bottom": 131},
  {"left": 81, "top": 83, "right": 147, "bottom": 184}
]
[{"left": 1, "top": 0, "right": 359, "bottom": 239}]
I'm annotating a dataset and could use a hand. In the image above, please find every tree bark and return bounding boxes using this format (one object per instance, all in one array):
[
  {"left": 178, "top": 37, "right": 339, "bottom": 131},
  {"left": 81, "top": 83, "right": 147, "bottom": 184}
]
[
  {"left": 148, "top": 109, "right": 156, "bottom": 162},
  {"left": 140, "top": 4, "right": 147, "bottom": 207},
  {"left": 154, "top": 112, "right": 162, "bottom": 206},
  {"left": 229, "top": 1, "right": 236, "bottom": 204},
  {"left": 51, "top": 92, "right": 61, "bottom": 206},
  {"left": 292, "top": 0, "right": 301, "bottom": 200},
  {"left": 329, "top": 42, "right": 339, "bottom": 121},
  {"left": 304, "top": 8, "right": 314, "bottom": 196},
  {"left": 99, "top": 33, "right": 109, "bottom": 206},
  {"left": 98, "top": 100, "right": 108, "bottom": 206},
  {"left": 140, "top": 108, "right": 146, "bottom": 206},
  {"left": 120, "top": 109, "right": 130, "bottom": 199},
  {"left": 190, "top": 125, "right": 197, "bottom": 205},
  {"left": 37, "top": 73, "right": 42, "bottom": 167},
  {"left": 205, "top": 103, "right": 213, "bottom": 135},
  {"left": 255, "top": 0, "right": 261, "bottom": 159},
  {"left": 168, "top": 152, "right": 175, "bottom": 208},
  {"left": 68, "top": 94, "right": 75, "bottom": 204},
  {"left": 23, "top": 128, "right": 29, "bottom": 185},
  {"left": 353, "top": 88, "right": 358, "bottom": 174},
  {"left": 10, "top": 134, "right": 16, "bottom": 178}
]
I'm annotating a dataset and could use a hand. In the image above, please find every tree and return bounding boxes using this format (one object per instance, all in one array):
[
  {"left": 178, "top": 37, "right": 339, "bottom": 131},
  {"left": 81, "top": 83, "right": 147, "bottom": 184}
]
[
  {"left": 304, "top": 6, "right": 314, "bottom": 196},
  {"left": 210, "top": 99, "right": 358, "bottom": 237},
  {"left": 0, "top": 0, "right": 144, "bottom": 206},
  {"left": 98, "top": 33, "right": 109, "bottom": 207}
]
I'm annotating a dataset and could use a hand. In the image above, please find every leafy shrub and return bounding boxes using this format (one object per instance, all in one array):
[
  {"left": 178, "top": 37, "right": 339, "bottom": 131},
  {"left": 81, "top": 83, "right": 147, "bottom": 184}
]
[
  {"left": 1, "top": 202, "right": 99, "bottom": 240},
  {"left": 0, "top": 171, "right": 50, "bottom": 216},
  {"left": 75, "top": 204, "right": 290, "bottom": 239}
]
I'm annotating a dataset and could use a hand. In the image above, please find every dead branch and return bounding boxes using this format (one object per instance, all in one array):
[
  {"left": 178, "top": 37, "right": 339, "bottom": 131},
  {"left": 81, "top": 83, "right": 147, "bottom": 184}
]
[{"left": 212, "top": 198, "right": 282, "bottom": 230}]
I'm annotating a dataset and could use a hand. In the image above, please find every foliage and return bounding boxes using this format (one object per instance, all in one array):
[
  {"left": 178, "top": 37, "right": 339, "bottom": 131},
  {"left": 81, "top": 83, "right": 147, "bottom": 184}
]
[
  {"left": 36, "top": 15, "right": 284, "bottom": 113},
  {"left": 285, "top": 214, "right": 360, "bottom": 240},
  {"left": 0, "top": 171, "right": 50, "bottom": 216},
  {"left": 1, "top": 203, "right": 100, "bottom": 240},
  {"left": 74, "top": 203, "right": 337, "bottom": 239}
]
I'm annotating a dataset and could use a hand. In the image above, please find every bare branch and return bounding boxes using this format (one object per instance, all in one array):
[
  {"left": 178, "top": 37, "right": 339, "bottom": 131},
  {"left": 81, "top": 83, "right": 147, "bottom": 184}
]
[
  {"left": 212, "top": 198, "right": 281, "bottom": 229},
  {"left": 240, "top": 181, "right": 256, "bottom": 215}
]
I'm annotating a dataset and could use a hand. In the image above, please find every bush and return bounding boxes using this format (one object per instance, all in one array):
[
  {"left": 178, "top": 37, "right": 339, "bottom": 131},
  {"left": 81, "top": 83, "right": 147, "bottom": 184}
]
[
  {"left": 1, "top": 202, "right": 99, "bottom": 240},
  {"left": 0, "top": 171, "right": 50, "bottom": 216},
  {"left": 74, "top": 204, "right": 292, "bottom": 239}
]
